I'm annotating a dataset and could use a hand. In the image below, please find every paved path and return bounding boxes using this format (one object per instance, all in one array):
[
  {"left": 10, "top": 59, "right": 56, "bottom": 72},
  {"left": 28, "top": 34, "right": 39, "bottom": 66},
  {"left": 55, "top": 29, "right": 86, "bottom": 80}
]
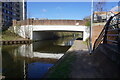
[
  {"left": 68, "top": 40, "right": 120, "bottom": 78},
  {"left": 68, "top": 40, "right": 88, "bottom": 52}
]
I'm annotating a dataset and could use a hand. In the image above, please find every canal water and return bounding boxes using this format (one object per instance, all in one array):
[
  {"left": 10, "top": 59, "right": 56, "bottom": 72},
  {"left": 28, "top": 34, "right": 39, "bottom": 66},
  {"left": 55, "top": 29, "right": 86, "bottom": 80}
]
[{"left": 1, "top": 36, "right": 79, "bottom": 79}]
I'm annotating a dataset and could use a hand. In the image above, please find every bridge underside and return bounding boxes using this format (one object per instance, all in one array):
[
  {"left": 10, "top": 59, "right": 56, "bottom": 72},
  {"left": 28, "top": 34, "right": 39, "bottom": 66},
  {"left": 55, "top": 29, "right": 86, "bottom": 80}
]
[
  {"left": 32, "top": 25, "right": 89, "bottom": 41},
  {"left": 33, "top": 31, "right": 55, "bottom": 40},
  {"left": 32, "top": 31, "right": 83, "bottom": 41}
]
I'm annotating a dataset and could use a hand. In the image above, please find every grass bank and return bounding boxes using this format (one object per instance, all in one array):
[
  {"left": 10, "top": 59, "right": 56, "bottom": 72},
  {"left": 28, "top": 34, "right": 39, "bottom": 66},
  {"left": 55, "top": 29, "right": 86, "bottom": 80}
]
[
  {"left": 2, "top": 30, "right": 25, "bottom": 41},
  {"left": 44, "top": 51, "right": 76, "bottom": 78},
  {"left": 55, "top": 32, "right": 82, "bottom": 38}
]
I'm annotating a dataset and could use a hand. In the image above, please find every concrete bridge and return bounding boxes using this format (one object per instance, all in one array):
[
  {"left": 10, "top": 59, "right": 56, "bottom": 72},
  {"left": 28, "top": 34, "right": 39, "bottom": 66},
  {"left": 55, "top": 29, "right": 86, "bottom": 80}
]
[{"left": 13, "top": 19, "right": 89, "bottom": 41}]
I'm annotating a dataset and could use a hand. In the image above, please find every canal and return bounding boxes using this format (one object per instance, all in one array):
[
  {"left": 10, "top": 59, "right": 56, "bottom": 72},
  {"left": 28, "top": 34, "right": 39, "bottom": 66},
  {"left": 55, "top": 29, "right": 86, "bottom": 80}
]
[{"left": 1, "top": 36, "right": 80, "bottom": 79}]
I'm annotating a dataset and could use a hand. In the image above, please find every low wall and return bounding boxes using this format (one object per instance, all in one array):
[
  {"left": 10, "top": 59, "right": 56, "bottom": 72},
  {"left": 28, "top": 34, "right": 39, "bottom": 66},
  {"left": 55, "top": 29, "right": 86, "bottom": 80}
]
[{"left": 13, "top": 19, "right": 87, "bottom": 26}]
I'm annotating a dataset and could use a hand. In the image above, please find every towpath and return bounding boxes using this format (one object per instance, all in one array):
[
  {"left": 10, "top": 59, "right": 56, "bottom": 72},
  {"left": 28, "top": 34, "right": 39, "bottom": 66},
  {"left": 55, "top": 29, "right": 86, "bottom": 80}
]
[{"left": 68, "top": 40, "right": 120, "bottom": 78}]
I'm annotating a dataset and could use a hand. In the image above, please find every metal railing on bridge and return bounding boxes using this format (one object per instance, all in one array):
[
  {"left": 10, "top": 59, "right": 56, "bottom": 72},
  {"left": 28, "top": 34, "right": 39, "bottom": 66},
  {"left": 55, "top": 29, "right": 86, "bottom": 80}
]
[{"left": 93, "top": 12, "right": 120, "bottom": 51}]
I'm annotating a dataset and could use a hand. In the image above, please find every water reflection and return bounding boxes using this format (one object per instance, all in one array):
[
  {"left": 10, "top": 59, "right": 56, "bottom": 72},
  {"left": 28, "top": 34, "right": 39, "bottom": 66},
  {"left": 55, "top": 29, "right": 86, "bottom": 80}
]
[
  {"left": 1, "top": 36, "right": 79, "bottom": 79},
  {"left": 33, "top": 39, "right": 72, "bottom": 53},
  {"left": 28, "top": 62, "right": 53, "bottom": 79}
]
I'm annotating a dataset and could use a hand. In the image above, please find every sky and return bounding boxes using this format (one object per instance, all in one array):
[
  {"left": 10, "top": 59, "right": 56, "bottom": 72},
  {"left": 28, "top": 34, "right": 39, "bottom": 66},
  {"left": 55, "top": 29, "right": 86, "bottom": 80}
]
[{"left": 27, "top": 2, "right": 118, "bottom": 20}]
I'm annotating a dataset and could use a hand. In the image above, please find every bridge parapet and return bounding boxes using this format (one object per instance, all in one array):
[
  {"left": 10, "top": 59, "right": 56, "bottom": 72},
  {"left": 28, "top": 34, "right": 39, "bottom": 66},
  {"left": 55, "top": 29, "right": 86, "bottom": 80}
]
[{"left": 13, "top": 19, "right": 87, "bottom": 26}]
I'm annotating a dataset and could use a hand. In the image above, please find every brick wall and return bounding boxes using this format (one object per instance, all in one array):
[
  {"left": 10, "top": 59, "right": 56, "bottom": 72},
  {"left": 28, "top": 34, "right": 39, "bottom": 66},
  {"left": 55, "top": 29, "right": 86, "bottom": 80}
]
[{"left": 13, "top": 19, "right": 87, "bottom": 26}]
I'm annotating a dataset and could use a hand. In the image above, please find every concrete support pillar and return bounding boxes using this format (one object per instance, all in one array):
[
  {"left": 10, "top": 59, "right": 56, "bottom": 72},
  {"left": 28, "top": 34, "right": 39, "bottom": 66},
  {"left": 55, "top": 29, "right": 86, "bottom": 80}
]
[
  {"left": 30, "top": 26, "right": 33, "bottom": 40},
  {"left": 83, "top": 31, "right": 87, "bottom": 41},
  {"left": 83, "top": 26, "right": 90, "bottom": 41}
]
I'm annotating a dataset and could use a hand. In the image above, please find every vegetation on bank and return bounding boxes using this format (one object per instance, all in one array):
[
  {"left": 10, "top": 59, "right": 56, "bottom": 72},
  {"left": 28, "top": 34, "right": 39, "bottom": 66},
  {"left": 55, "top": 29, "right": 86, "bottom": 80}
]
[
  {"left": 45, "top": 52, "right": 76, "bottom": 78},
  {"left": 85, "top": 21, "right": 91, "bottom": 27},
  {"left": 2, "top": 30, "right": 24, "bottom": 41},
  {"left": 83, "top": 37, "right": 89, "bottom": 45},
  {"left": 55, "top": 32, "right": 82, "bottom": 38}
]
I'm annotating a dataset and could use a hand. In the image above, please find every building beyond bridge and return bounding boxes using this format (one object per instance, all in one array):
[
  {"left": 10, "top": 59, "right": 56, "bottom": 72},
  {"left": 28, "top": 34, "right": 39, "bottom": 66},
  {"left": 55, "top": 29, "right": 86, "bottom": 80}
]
[
  {"left": 94, "top": 11, "right": 119, "bottom": 23},
  {"left": 0, "top": 2, "right": 27, "bottom": 30}
]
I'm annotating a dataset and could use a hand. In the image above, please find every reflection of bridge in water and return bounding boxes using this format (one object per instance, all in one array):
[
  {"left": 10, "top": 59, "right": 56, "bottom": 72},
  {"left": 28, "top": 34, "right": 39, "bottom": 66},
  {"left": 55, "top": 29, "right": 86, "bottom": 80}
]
[
  {"left": 10, "top": 43, "right": 68, "bottom": 61},
  {"left": 1, "top": 38, "right": 74, "bottom": 79}
]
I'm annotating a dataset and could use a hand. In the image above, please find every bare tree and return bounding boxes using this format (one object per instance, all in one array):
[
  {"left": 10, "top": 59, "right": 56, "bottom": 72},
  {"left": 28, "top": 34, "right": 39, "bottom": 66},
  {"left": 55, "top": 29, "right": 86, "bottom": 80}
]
[
  {"left": 94, "top": 0, "right": 106, "bottom": 22},
  {"left": 94, "top": 0, "right": 106, "bottom": 12}
]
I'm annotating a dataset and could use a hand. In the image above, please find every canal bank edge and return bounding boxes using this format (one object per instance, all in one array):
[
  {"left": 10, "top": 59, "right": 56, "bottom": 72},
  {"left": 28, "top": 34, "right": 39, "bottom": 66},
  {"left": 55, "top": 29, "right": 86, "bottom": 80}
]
[
  {"left": 42, "top": 50, "right": 76, "bottom": 78},
  {"left": 42, "top": 40, "right": 88, "bottom": 78},
  {"left": 1, "top": 29, "right": 34, "bottom": 45}
]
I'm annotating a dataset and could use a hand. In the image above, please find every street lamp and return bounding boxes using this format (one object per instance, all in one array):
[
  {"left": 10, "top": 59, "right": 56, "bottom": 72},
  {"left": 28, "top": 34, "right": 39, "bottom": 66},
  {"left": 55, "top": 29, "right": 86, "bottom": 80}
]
[
  {"left": 90, "top": 0, "right": 94, "bottom": 54},
  {"left": 118, "top": 1, "right": 120, "bottom": 12},
  {"left": 23, "top": 0, "right": 25, "bottom": 20}
]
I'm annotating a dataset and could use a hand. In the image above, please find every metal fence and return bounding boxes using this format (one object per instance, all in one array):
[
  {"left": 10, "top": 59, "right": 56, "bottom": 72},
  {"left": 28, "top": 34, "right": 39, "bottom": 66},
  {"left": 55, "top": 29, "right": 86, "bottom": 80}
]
[{"left": 93, "top": 12, "right": 120, "bottom": 51}]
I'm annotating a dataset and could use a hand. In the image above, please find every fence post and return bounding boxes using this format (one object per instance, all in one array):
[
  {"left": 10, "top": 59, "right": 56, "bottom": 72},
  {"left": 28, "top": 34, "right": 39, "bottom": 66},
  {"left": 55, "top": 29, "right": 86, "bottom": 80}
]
[
  {"left": 103, "top": 25, "right": 108, "bottom": 44},
  {"left": 103, "top": 17, "right": 113, "bottom": 44}
]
